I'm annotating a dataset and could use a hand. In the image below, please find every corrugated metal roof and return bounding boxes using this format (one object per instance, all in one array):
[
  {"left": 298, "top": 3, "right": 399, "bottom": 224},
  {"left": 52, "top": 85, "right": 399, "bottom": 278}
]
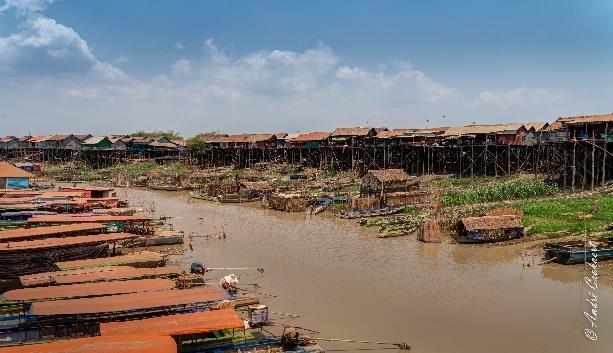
[
  {"left": 26, "top": 214, "right": 149, "bottom": 224},
  {"left": 0, "top": 233, "right": 136, "bottom": 252},
  {"left": 559, "top": 113, "right": 613, "bottom": 125},
  {"left": 29, "top": 286, "right": 228, "bottom": 315},
  {"left": 3, "top": 278, "right": 175, "bottom": 301},
  {"left": 100, "top": 309, "right": 243, "bottom": 336},
  {"left": 46, "top": 134, "right": 73, "bottom": 141},
  {"left": 524, "top": 122, "right": 549, "bottom": 132},
  {"left": 83, "top": 136, "right": 109, "bottom": 145},
  {"left": 0, "top": 334, "right": 177, "bottom": 353},
  {"left": 288, "top": 131, "right": 331, "bottom": 142},
  {"left": 55, "top": 251, "right": 164, "bottom": 270},
  {"left": 22, "top": 266, "right": 182, "bottom": 286},
  {"left": 441, "top": 124, "right": 525, "bottom": 137},
  {"left": 331, "top": 127, "right": 374, "bottom": 137},
  {"left": 0, "top": 162, "right": 34, "bottom": 178},
  {"left": 0, "top": 223, "right": 106, "bottom": 242},
  {"left": 0, "top": 136, "right": 18, "bottom": 143},
  {"left": 461, "top": 215, "right": 523, "bottom": 231}
]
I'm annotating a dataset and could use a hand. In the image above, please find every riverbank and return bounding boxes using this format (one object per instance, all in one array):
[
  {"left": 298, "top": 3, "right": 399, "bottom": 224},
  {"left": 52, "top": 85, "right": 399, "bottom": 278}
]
[{"left": 42, "top": 161, "right": 613, "bottom": 243}]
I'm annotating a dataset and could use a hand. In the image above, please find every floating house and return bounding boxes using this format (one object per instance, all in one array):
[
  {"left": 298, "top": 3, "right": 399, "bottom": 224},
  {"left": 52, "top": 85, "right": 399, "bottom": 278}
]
[
  {"left": 286, "top": 131, "right": 331, "bottom": 149},
  {"left": 81, "top": 136, "right": 113, "bottom": 149},
  {"left": 37, "top": 134, "right": 83, "bottom": 149},
  {"left": 360, "top": 169, "right": 416, "bottom": 196},
  {"left": 0, "top": 136, "right": 19, "bottom": 150},
  {"left": 330, "top": 127, "right": 376, "bottom": 146},
  {"left": 456, "top": 215, "right": 524, "bottom": 243},
  {"left": 0, "top": 162, "right": 33, "bottom": 189}
]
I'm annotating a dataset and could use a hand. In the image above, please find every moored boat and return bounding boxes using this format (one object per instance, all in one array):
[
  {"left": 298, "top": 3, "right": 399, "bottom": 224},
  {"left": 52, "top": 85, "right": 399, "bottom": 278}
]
[{"left": 544, "top": 239, "right": 613, "bottom": 264}]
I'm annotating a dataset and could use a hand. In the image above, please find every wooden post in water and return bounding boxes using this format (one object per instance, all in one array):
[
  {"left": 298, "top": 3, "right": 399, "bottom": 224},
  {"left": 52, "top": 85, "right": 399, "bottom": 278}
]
[
  {"left": 591, "top": 133, "right": 596, "bottom": 191},
  {"left": 571, "top": 134, "right": 576, "bottom": 192},
  {"left": 602, "top": 122, "right": 609, "bottom": 187}
]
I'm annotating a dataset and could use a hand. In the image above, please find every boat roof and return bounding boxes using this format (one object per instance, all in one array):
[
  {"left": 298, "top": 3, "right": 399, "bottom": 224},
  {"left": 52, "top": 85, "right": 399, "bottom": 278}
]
[
  {"left": 0, "top": 233, "right": 136, "bottom": 252},
  {"left": 55, "top": 251, "right": 164, "bottom": 270},
  {"left": 0, "top": 334, "right": 177, "bottom": 353},
  {"left": 20, "top": 265, "right": 182, "bottom": 287},
  {"left": 59, "top": 186, "right": 115, "bottom": 191},
  {"left": 3, "top": 278, "right": 175, "bottom": 301},
  {"left": 26, "top": 214, "right": 149, "bottom": 224},
  {"left": 100, "top": 309, "right": 243, "bottom": 336},
  {"left": 29, "top": 287, "right": 228, "bottom": 316},
  {"left": 0, "top": 223, "right": 106, "bottom": 242}
]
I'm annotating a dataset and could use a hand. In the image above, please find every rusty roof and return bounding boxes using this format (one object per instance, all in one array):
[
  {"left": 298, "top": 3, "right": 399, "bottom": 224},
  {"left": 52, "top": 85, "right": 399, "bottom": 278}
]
[
  {"left": 3, "top": 278, "right": 175, "bottom": 301},
  {"left": 461, "top": 215, "right": 523, "bottom": 231},
  {"left": 524, "top": 121, "right": 549, "bottom": 132},
  {"left": 45, "top": 134, "right": 73, "bottom": 141},
  {"left": 0, "top": 223, "right": 106, "bottom": 242},
  {"left": 331, "top": 127, "right": 374, "bottom": 137},
  {"left": 29, "top": 135, "right": 49, "bottom": 142},
  {"left": 101, "top": 309, "right": 243, "bottom": 336},
  {"left": 0, "top": 136, "right": 18, "bottom": 143},
  {"left": 366, "top": 169, "right": 412, "bottom": 183},
  {"left": 29, "top": 287, "right": 228, "bottom": 315},
  {"left": 0, "top": 334, "right": 177, "bottom": 353},
  {"left": 288, "top": 131, "right": 331, "bottom": 142},
  {"left": 199, "top": 134, "right": 229, "bottom": 143},
  {"left": 441, "top": 124, "right": 525, "bottom": 137},
  {"left": 18, "top": 136, "right": 32, "bottom": 142},
  {"left": 0, "top": 233, "right": 136, "bottom": 252},
  {"left": 0, "top": 162, "right": 34, "bottom": 178},
  {"left": 26, "top": 214, "right": 149, "bottom": 224},
  {"left": 557, "top": 113, "right": 613, "bottom": 125},
  {"left": 20, "top": 265, "right": 182, "bottom": 286},
  {"left": 55, "top": 251, "right": 164, "bottom": 270}
]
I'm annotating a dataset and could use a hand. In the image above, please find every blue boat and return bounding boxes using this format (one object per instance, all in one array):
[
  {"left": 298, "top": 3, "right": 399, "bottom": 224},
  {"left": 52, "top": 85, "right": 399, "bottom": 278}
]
[{"left": 544, "top": 239, "right": 613, "bottom": 264}]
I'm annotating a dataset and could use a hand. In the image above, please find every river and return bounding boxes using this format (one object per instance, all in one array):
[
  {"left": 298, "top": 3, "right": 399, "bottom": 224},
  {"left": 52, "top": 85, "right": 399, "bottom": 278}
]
[{"left": 117, "top": 187, "right": 613, "bottom": 353}]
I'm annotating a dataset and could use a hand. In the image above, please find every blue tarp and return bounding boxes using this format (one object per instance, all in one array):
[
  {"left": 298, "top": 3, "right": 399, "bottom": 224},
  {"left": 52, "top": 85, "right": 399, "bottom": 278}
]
[{"left": 6, "top": 177, "right": 29, "bottom": 189}]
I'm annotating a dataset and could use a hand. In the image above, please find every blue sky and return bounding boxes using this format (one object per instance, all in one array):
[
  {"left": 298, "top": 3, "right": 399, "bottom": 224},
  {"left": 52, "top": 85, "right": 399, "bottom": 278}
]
[{"left": 1, "top": 0, "right": 612, "bottom": 136}]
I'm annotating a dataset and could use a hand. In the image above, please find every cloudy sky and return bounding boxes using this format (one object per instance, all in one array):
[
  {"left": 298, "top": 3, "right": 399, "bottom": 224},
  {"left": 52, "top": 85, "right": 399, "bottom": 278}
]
[{"left": 0, "top": 0, "right": 612, "bottom": 137}]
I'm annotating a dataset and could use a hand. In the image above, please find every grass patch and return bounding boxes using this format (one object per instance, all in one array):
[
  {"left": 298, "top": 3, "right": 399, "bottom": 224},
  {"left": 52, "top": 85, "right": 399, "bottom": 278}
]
[
  {"left": 441, "top": 179, "right": 558, "bottom": 207},
  {"left": 508, "top": 195, "right": 613, "bottom": 237}
]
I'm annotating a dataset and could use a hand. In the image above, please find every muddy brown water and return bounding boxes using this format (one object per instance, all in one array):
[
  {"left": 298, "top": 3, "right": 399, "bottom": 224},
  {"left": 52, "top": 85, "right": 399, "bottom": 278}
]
[{"left": 117, "top": 187, "right": 613, "bottom": 353}]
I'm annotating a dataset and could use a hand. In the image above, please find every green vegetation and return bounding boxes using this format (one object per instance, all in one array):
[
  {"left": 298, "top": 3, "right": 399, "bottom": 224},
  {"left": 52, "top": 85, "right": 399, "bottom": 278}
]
[
  {"left": 131, "top": 130, "right": 183, "bottom": 140},
  {"left": 441, "top": 179, "right": 558, "bottom": 207},
  {"left": 186, "top": 135, "right": 206, "bottom": 155},
  {"left": 507, "top": 195, "right": 613, "bottom": 237},
  {"left": 43, "top": 162, "right": 157, "bottom": 181}
]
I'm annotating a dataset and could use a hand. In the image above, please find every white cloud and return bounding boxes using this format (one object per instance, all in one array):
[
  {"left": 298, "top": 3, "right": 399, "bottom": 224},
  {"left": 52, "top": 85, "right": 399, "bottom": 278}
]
[
  {"left": 171, "top": 58, "right": 191, "bottom": 76},
  {"left": 0, "top": 3, "right": 126, "bottom": 80},
  {"left": 114, "top": 55, "right": 128, "bottom": 64},
  {"left": 175, "top": 41, "right": 184, "bottom": 50},
  {"left": 0, "top": 0, "right": 55, "bottom": 15},
  {"left": 477, "top": 87, "right": 557, "bottom": 107}
]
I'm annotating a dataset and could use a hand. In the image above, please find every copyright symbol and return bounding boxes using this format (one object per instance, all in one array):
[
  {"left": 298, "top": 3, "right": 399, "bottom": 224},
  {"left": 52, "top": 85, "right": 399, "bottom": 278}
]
[{"left": 584, "top": 329, "right": 597, "bottom": 341}]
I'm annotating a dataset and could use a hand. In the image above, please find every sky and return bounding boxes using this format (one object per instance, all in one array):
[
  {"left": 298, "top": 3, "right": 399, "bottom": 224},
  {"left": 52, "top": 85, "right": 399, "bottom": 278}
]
[{"left": 0, "top": 0, "right": 612, "bottom": 137}]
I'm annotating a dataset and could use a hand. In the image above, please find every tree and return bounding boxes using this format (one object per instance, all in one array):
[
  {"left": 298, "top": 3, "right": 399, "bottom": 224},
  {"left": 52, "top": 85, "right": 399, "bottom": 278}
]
[{"left": 130, "top": 130, "right": 183, "bottom": 140}]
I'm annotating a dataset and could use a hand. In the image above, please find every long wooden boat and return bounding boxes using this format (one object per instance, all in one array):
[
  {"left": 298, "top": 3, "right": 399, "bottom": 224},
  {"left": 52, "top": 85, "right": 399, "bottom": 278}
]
[
  {"left": 544, "top": 239, "right": 613, "bottom": 264},
  {"left": 337, "top": 206, "right": 406, "bottom": 219},
  {"left": 150, "top": 185, "right": 182, "bottom": 191}
]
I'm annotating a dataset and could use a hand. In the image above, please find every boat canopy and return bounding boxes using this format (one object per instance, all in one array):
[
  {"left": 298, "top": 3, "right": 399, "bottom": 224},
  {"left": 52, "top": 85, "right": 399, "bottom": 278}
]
[{"left": 101, "top": 309, "right": 244, "bottom": 336}]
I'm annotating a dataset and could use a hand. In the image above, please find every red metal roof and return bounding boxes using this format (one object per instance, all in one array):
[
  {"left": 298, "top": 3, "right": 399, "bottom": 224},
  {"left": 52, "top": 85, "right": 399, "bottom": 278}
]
[
  {"left": 101, "top": 309, "right": 243, "bottom": 336},
  {"left": 559, "top": 113, "right": 613, "bottom": 125},
  {"left": 29, "top": 287, "right": 228, "bottom": 315},
  {"left": 26, "top": 214, "right": 149, "bottom": 224},
  {"left": 55, "top": 251, "right": 164, "bottom": 270},
  {"left": 3, "top": 278, "right": 176, "bottom": 301},
  {"left": 20, "top": 265, "right": 182, "bottom": 286},
  {"left": 0, "top": 233, "right": 136, "bottom": 252},
  {"left": 0, "top": 223, "right": 106, "bottom": 242},
  {"left": 0, "top": 334, "right": 177, "bottom": 353}
]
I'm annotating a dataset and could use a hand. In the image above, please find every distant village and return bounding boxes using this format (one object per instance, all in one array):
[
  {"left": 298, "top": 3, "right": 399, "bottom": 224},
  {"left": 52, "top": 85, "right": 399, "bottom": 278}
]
[{"left": 0, "top": 113, "right": 611, "bottom": 152}]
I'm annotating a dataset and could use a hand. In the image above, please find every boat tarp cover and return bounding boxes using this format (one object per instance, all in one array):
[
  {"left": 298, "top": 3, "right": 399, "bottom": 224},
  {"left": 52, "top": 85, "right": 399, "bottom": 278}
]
[
  {"left": 0, "top": 223, "right": 106, "bottom": 242},
  {"left": 29, "top": 287, "right": 229, "bottom": 316},
  {"left": 3, "top": 278, "right": 176, "bottom": 301},
  {"left": 100, "top": 309, "right": 244, "bottom": 336},
  {"left": 20, "top": 265, "right": 182, "bottom": 287},
  {"left": 26, "top": 214, "right": 149, "bottom": 224},
  {"left": 55, "top": 251, "right": 164, "bottom": 270},
  {"left": 0, "top": 334, "right": 177, "bottom": 353},
  {"left": 0, "top": 233, "right": 136, "bottom": 251}
]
